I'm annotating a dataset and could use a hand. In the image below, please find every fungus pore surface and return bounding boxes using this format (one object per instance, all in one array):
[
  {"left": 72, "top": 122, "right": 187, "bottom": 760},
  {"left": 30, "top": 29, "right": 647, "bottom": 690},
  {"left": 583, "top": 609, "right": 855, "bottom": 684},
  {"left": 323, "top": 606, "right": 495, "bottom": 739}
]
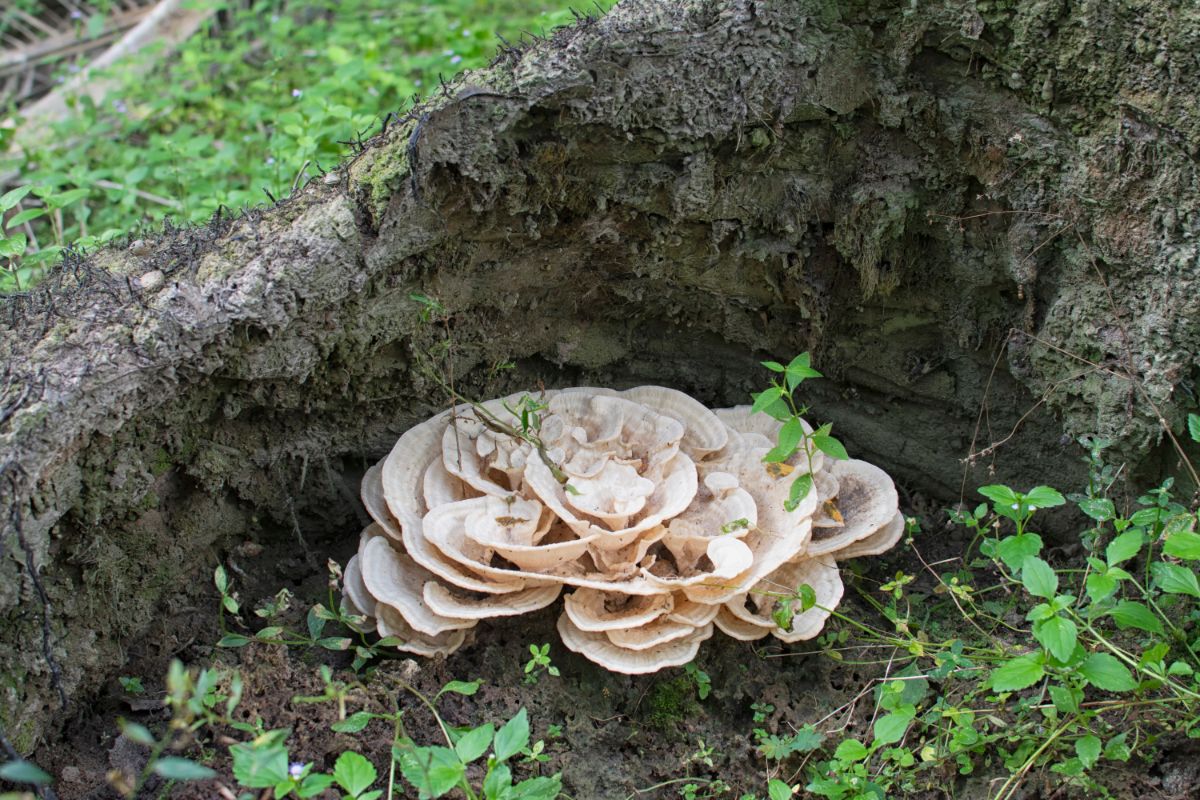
[{"left": 342, "top": 386, "right": 903, "bottom": 673}]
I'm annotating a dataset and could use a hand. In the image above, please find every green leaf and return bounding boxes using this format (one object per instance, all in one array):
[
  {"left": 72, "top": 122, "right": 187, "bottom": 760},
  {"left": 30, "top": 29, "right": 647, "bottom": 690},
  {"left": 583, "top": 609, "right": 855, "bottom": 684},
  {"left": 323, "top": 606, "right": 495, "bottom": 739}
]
[
  {"left": 1189, "top": 413, "right": 1200, "bottom": 443},
  {"left": 231, "top": 742, "right": 290, "bottom": 788},
  {"left": 768, "top": 778, "right": 793, "bottom": 800},
  {"left": 119, "top": 720, "right": 156, "bottom": 746},
  {"left": 1075, "top": 735, "right": 1101, "bottom": 770},
  {"left": 398, "top": 746, "right": 462, "bottom": 799},
  {"left": 1021, "top": 556, "right": 1058, "bottom": 598},
  {"left": 298, "top": 774, "right": 336, "bottom": 798},
  {"left": 1078, "top": 497, "right": 1115, "bottom": 522},
  {"left": 785, "top": 472, "right": 813, "bottom": 512},
  {"left": 307, "top": 606, "right": 327, "bottom": 639},
  {"left": 812, "top": 434, "right": 849, "bottom": 461},
  {"left": 1107, "top": 601, "right": 1164, "bottom": 635},
  {"left": 1104, "top": 733, "right": 1131, "bottom": 761},
  {"left": 1085, "top": 571, "right": 1120, "bottom": 603},
  {"left": 1033, "top": 616, "right": 1078, "bottom": 663},
  {"left": 833, "top": 739, "right": 870, "bottom": 762},
  {"left": 454, "top": 723, "right": 494, "bottom": 763},
  {"left": 995, "top": 533, "right": 1043, "bottom": 573},
  {"left": 1024, "top": 486, "right": 1066, "bottom": 509},
  {"left": 511, "top": 775, "right": 562, "bottom": 800},
  {"left": 0, "top": 760, "right": 52, "bottom": 785},
  {"left": 5, "top": 208, "right": 45, "bottom": 229},
  {"left": 762, "top": 361, "right": 785, "bottom": 373},
  {"left": 332, "top": 711, "right": 374, "bottom": 733},
  {"left": 1079, "top": 653, "right": 1137, "bottom": 692},
  {"left": 222, "top": 595, "right": 240, "bottom": 614},
  {"left": 482, "top": 762, "right": 511, "bottom": 800},
  {"left": 989, "top": 654, "right": 1045, "bottom": 691},
  {"left": 0, "top": 184, "right": 34, "bottom": 213},
  {"left": 493, "top": 709, "right": 530, "bottom": 763},
  {"left": 333, "top": 751, "right": 377, "bottom": 798},
  {"left": 154, "top": 757, "right": 217, "bottom": 781},
  {"left": 1151, "top": 561, "right": 1200, "bottom": 598},
  {"left": 1105, "top": 531, "right": 1143, "bottom": 566},
  {"left": 873, "top": 712, "right": 912, "bottom": 746},
  {"left": 218, "top": 633, "right": 252, "bottom": 648},
  {"left": 1164, "top": 529, "right": 1200, "bottom": 560},
  {"left": 1048, "top": 684, "right": 1080, "bottom": 714},
  {"left": 978, "top": 484, "right": 1019, "bottom": 508},
  {"left": 318, "top": 637, "right": 353, "bottom": 651},
  {"left": 763, "top": 417, "right": 804, "bottom": 463},
  {"left": 751, "top": 386, "right": 784, "bottom": 415},
  {"left": 0, "top": 232, "right": 27, "bottom": 259},
  {"left": 436, "top": 679, "right": 482, "bottom": 699}
]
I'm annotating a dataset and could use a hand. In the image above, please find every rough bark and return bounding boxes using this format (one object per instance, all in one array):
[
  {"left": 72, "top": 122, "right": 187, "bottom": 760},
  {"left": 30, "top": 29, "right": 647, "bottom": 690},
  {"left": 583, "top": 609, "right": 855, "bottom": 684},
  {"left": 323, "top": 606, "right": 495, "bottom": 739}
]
[{"left": 2, "top": 0, "right": 1198, "bottom": 752}]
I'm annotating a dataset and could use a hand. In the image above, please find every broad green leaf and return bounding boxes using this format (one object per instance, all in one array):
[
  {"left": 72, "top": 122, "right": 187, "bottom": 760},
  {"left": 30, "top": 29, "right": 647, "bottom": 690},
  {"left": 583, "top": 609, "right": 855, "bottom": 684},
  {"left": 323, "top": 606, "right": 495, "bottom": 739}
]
[
  {"left": 751, "top": 386, "right": 784, "bottom": 414},
  {"left": 833, "top": 738, "right": 870, "bottom": 762},
  {"left": 1078, "top": 497, "right": 1115, "bottom": 521},
  {"left": 996, "top": 533, "right": 1044, "bottom": 572},
  {"left": 768, "top": 778, "right": 793, "bottom": 800},
  {"left": 762, "top": 361, "right": 785, "bottom": 373},
  {"left": 1151, "top": 561, "right": 1200, "bottom": 598},
  {"left": 482, "top": 762, "right": 511, "bottom": 800},
  {"left": 511, "top": 776, "right": 562, "bottom": 800},
  {"left": 1105, "top": 531, "right": 1143, "bottom": 566},
  {"left": 1024, "top": 486, "right": 1066, "bottom": 509},
  {"left": 1021, "top": 556, "right": 1058, "bottom": 598},
  {"left": 1033, "top": 616, "right": 1078, "bottom": 663},
  {"left": 436, "top": 679, "right": 482, "bottom": 699},
  {"left": 454, "top": 723, "right": 494, "bottom": 763},
  {"left": 873, "top": 712, "right": 912, "bottom": 746},
  {"left": 0, "top": 184, "right": 34, "bottom": 213},
  {"left": 1104, "top": 733, "right": 1131, "bottom": 761},
  {"left": 978, "top": 484, "right": 1019, "bottom": 508},
  {"left": 493, "top": 709, "right": 530, "bottom": 763},
  {"left": 0, "top": 760, "right": 52, "bottom": 785},
  {"left": 332, "top": 711, "right": 374, "bottom": 733},
  {"left": 1075, "top": 735, "right": 1101, "bottom": 769},
  {"left": 0, "top": 232, "right": 27, "bottom": 259},
  {"left": 298, "top": 774, "right": 336, "bottom": 798},
  {"left": 1048, "top": 684, "right": 1080, "bottom": 714},
  {"left": 231, "top": 742, "right": 290, "bottom": 788},
  {"left": 1107, "top": 601, "right": 1164, "bottom": 635},
  {"left": 812, "top": 434, "right": 849, "bottom": 461},
  {"left": 154, "top": 757, "right": 217, "bottom": 781},
  {"left": 1164, "top": 529, "right": 1200, "bottom": 560},
  {"left": 1190, "top": 413, "right": 1200, "bottom": 443},
  {"left": 785, "top": 472, "right": 813, "bottom": 512},
  {"left": 786, "top": 352, "right": 812, "bottom": 371},
  {"left": 333, "top": 751, "right": 377, "bottom": 797},
  {"left": 398, "top": 746, "right": 461, "bottom": 799},
  {"left": 989, "top": 654, "right": 1045, "bottom": 691},
  {"left": 1085, "top": 571, "right": 1119, "bottom": 603},
  {"left": 1079, "top": 653, "right": 1136, "bottom": 692}
]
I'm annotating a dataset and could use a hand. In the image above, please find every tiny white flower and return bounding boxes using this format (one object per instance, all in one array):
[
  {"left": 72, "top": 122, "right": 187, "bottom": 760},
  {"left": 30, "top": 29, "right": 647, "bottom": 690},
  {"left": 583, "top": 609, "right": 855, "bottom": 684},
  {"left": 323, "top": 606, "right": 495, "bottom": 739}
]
[
  {"left": 443, "top": 49, "right": 456, "bottom": 56},
  {"left": 1028, "top": 506, "right": 1036, "bottom": 511},
  {"left": 289, "top": 762, "right": 305, "bottom": 779},
  {"left": 450, "top": 55, "right": 463, "bottom": 65},
  {"left": 292, "top": 89, "right": 303, "bottom": 98},
  {"left": 1011, "top": 503, "right": 1019, "bottom": 510}
]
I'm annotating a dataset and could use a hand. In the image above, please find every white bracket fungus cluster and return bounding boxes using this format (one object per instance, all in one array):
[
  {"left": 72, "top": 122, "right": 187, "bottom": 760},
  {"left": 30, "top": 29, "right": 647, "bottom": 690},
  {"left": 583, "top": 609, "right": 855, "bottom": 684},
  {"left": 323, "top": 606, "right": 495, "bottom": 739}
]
[{"left": 342, "top": 387, "right": 903, "bottom": 674}]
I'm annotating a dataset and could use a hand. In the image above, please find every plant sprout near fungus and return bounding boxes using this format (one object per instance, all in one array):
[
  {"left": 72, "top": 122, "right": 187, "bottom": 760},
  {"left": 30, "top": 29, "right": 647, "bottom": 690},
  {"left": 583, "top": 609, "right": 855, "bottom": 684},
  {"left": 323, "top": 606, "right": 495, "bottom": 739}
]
[{"left": 342, "top": 370, "right": 902, "bottom": 674}]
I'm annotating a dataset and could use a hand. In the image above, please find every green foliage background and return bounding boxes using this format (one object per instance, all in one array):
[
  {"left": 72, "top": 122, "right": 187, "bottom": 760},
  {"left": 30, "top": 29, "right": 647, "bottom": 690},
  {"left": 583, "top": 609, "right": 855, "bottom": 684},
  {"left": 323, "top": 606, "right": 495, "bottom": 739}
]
[{"left": 0, "top": 0, "right": 615, "bottom": 289}]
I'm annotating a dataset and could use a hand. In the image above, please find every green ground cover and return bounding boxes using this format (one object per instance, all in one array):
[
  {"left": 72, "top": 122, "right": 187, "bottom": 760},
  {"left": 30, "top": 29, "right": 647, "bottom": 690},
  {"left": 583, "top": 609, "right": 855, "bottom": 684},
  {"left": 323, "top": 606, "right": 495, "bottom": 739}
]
[{"left": 0, "top": 0, "right": 614, "bottom": 290}]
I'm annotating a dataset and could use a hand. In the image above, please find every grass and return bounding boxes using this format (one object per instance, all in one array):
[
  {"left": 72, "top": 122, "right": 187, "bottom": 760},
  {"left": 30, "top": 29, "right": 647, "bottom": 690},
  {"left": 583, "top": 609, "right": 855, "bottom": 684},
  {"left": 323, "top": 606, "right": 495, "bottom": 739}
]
[{"left": 0, "top": 0, "right": 616, "bottom": 290}]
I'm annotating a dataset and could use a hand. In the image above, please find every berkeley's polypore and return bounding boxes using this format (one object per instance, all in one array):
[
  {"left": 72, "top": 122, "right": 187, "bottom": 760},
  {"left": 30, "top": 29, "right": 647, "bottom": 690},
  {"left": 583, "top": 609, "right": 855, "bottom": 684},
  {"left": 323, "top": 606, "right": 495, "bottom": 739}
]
[{"left": 342, "top": 387, "right": 903, "bottom": 673}]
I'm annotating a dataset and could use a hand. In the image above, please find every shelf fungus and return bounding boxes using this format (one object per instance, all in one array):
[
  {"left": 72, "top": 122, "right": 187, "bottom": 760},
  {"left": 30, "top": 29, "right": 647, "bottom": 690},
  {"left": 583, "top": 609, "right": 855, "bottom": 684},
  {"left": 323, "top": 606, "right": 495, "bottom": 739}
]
[{"left": 341, "top": 387, "right": 903, "bottom": 673}]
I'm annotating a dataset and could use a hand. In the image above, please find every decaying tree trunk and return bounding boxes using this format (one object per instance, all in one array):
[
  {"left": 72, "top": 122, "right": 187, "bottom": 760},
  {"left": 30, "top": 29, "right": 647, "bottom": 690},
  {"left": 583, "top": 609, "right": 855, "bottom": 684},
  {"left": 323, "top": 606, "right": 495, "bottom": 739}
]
[{"left": 2, "top": 0, "right": 1198, "bottom": 753}]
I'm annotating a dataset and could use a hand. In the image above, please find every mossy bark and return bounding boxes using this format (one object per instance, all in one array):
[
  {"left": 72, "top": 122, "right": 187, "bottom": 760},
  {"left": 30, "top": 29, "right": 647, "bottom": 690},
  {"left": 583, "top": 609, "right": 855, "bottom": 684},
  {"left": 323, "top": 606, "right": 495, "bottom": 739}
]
[{"left": 2, "top": 0, "right": 1198, "bottom": 753}]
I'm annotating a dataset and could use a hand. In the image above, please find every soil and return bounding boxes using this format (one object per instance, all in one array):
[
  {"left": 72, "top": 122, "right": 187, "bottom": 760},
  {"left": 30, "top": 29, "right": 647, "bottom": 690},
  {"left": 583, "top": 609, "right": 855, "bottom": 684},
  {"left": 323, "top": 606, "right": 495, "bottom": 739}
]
[{"left": 27, "top": 488, "right": 1196, "bottom": 800}]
